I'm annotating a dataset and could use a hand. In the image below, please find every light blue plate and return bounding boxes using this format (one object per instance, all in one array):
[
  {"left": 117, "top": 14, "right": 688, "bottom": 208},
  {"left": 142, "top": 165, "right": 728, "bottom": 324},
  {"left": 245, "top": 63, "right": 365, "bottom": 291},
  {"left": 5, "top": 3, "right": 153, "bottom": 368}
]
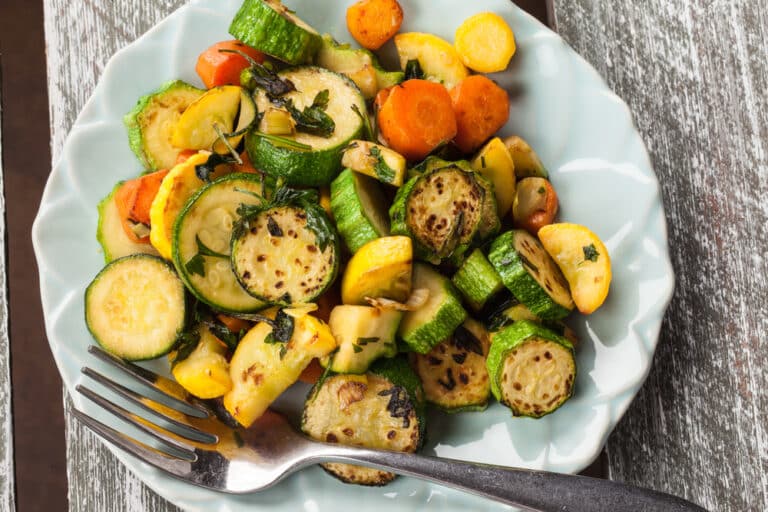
[{"left": 32, "top": 0, "right": 674, "bottom": 510}]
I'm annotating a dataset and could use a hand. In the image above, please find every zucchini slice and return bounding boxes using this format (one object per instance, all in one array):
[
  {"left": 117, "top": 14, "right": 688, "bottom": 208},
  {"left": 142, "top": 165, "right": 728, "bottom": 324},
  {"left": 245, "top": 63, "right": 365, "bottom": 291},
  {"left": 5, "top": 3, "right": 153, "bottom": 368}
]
[
  {"left": 97, "top": 182, "right": 160, "bottom": 263},
  {"left": 488, "top": 230, "right": 574, "bottom": 320},
  {"left": 170, "top": 325, "right": 232, "bottom": 399},
  {"left": 302, "top": 356, "right": 425, "bottom": 486},
  {"left": 398, "top": 263, "right": 467, "bottom": 354},
  {"left": 85, "top": 255, "right": 187, "bottom": 361},
  {"left": 412, "top": 318, "right": 491, "bottom": 412},
  {"left": 486, "top": 320, "right": 575, "bottom": 418},
  {"left": 124, "top": 80, "right": 204, "bottom": 170},
  {"left": 341, "top": 236, "right": 413, "bottom": 305},
  {"left": 228, "top": 0, "right": 322, "bottom": 65},
  {"left": 451, "top": 248, "right": 505, "bottom": 312},
  {"left": 483, "top": 297, "right": 579, "bottom": 345},
  {"left": 172, "top": 173, "right": 266, "bottom": 313},
  {"left": 322, "top": 305, "right": 401, "bottom": 373},
  {"left": 341, "top": 140, "right": 407, "bottom": 187},
  {"left": 330, "top": 168, "right": 390, "bottom": 253},
  {"left": 390, "top": 165, "right": 484, "bottom": 262},
  {"left": 231, "top": 203, "right": 339, "bottom": 304},
  {"left": 246, "top": 66, "right": 367, "bottom": 187}
]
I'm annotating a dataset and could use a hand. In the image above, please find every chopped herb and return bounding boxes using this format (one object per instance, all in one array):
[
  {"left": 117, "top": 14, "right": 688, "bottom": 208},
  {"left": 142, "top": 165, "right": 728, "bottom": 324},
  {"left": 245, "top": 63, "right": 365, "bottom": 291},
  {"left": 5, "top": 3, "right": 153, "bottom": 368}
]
[
  {"left": 223, "top": 49, "right": 296, "bottom": 97},
  {"left": 453, "top": 325, "right": 484, "bottom": 356},
  {"left": 356, "top": 337, "right": 379, "bottom": 346},
  {"left": 256, "top": 131, "right": 312, "bottom": 151},
  {"left": 171, "top": 329, "right": 201, "bottom": 368},
  {"left": 267, "top": 216, "right": 283, "bottom": 237},
  {"left": 404, "top": 59, "right": 424, "bottom": 80},
  {"left": 351, "top": 104, "right": 374, "bottom": 141},
  {"left": 583, "top": 243, "right": 600, "bottom": 262},
  {"left": 538, "top": 186, "right": 546, "bottom": 194},
  {"left": 233, "top": 431, "right": 245, "bottom": 448},
  {"left": 203, "top": 320, "right": 247, "bottom": 351},
  {"left": 185, "top": 235, "right": 229, "bottom": 277},
  {"left": 352, "top": 344, "right": 363, "bottom": 353},
  {"left": 480, "top": 156, "right": 487, "bottom": 169},
  {"left": 370, "top": 146, "right": 396, "bottom": 183},
  {"left": 303, "top": 203, "right": 334, "bottom": 252},
  {"left": 195, "top": 152, "right": 237, "bottom": 182},
  {"left": 279, "top": 344, "right": 288, "bottom": 360},
  {"left": 378, "top": 386, "right": 414, "bottom": 428},
  {"left": 272, "top": 90, "right": 335, "bottom": 137},
  {"left": 264, "top": 309, "right": 294, "bottom": 344}
]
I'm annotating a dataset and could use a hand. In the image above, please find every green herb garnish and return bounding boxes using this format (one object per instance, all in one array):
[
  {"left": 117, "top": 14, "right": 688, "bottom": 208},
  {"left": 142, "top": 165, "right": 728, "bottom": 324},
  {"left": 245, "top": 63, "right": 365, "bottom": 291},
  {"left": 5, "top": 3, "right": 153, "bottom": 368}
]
[
  {"left": 185, "top": 235, "right": 229, "bottom": 277},
  {"left": 404, "top": 59, "right": 424, "bottom": 80},
  {"left": 272, "top": 90, "right": 335, "bottom": 137},
  {"left": 370, "top": 146, "right": 396, "bottom": 183},
  {"left": 583, "top": 243, "right": 600, "bottom": 262}
]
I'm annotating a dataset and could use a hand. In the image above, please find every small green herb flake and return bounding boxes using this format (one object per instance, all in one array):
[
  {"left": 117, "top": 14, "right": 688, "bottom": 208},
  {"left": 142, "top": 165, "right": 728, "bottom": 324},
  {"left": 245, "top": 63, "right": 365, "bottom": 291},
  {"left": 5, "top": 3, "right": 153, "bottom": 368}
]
[
  {"left": 356, "top": 337, "right": 379, "bottom": 346},
  {"left": 233, "top": 431, "right": 245, "bottom": 447},
  {"left": 352, "top": 344, "right": 363, "bottom": 353},
  {"left": 185, "top": 254, "right": 206, "bottom": 277},
  {"left": 351, "top": 104, "right": 374, "bottom": 142},
  {"left": 538, "top": 186, "right": 546, "bottom": 194},
  {"left": 480, "top": 156, "right": 487, "bottom": 169},
  {"left": 171, "top": 329, "right": 201, "bottom": 367},
  {"left": 272, "top": 90, "right": 335, "bottom": 138},
  {"left": 196, "top": 235, "right": 229, "bottom": 258},
  {"left": 583, "top": 244, "right": 600, "bottom": 263},
  {"left": 370, "top": 146, "right": 396, "bottom": 183}
]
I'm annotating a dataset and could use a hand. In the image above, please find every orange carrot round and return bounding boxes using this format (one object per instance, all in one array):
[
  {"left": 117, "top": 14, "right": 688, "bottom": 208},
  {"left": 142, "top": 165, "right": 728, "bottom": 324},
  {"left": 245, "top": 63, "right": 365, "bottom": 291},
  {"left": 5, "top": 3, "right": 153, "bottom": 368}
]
[
  {"left": 346, "top": 0, "right": 404, "bottom": 50},
  {"left": 195, "top": 40, "right": 265, "bottom": 89},
  {"left": 449, "top": 75, "right": 510, "bottom": 154},
  {"left": 378, "top": 79, "right": 457, "bottom": 161}
]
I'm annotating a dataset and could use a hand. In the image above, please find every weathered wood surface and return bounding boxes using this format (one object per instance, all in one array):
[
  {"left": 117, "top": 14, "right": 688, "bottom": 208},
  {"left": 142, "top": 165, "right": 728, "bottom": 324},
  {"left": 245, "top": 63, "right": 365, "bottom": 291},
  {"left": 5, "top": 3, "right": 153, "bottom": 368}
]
[
  {"left": 0, "top": 68, "right": 18, "bottom": 512},
  {"left": 551, "top": 2, "right": 768, "bottom": 511}
]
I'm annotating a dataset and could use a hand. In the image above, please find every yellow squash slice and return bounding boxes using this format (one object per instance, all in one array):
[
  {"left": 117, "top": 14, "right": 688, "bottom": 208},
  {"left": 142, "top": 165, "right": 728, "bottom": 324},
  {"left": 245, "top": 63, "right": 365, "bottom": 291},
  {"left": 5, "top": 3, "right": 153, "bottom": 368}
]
[
  {"left": 471, "top": 137, "right": 516, "bottom": 218},
  {"left": 171, "top": 85, "right": 242, "bottom": 150},
  {"left": 341, "top": 236, "right": 413, "bottom": 305},
  {"left": 394, "top": 33, "right": 469, "bottom": 89},
  {"left": 454, "top": 12, "right": 516, "bottom": 73},
  {"left": 171, "top": 326, "right": 232, "bottom": 399}
]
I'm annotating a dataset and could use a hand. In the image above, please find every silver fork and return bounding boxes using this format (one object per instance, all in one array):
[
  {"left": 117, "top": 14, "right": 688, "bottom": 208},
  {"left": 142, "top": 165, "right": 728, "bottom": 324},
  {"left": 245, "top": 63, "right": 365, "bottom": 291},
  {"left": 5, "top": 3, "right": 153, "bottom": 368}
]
[{"left": 76, "top": 345, "right": 706, "bottom": 512}]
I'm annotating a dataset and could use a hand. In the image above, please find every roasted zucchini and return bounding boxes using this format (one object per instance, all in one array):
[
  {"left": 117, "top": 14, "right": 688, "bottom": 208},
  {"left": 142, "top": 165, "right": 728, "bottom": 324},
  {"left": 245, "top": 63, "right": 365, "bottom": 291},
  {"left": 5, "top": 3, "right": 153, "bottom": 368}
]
[
  {"left": 341, "top": 140, "right": 407, "bottom": 187},
  {"left": 330, "top": 168, "right": 390, "bottom": 253},
  {"left": 451, "top": 248, "right": 505, "bottom": 312},
  {"left": 322, "top": 305, "right": 401, "bottom": 373}
]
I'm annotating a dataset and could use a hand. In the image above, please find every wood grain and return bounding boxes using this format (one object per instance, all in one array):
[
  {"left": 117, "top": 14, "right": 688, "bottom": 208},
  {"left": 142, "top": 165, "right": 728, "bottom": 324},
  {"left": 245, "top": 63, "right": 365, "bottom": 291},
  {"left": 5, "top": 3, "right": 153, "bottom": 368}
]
[
  {"left": 0, "top": 69, "right": 18, "bottom": 512},
  {"left": 551, "top": 2, "right": 768, "bottom": 511}
]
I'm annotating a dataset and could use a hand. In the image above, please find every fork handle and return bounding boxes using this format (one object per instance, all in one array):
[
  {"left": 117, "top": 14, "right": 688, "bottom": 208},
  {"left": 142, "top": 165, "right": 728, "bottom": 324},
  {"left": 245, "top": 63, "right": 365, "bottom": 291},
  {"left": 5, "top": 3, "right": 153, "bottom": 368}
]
[{"left": 312, "top": 446, "right": 707, "bottom": 512}]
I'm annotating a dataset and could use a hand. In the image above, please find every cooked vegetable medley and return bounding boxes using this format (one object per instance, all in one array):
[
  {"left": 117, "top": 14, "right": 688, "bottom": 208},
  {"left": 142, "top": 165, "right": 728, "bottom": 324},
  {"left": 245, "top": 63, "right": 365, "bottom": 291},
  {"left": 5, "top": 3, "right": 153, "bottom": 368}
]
[{"left": 85, "top": 0, "right": 613, "bottom": 487}]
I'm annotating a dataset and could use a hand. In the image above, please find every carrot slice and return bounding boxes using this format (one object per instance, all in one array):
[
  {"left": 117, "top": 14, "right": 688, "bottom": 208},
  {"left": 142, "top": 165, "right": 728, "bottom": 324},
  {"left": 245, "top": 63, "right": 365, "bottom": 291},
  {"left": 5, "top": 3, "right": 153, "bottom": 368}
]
[
  {"left": 346, "top": 0, "right": 404, "bottom": 50},
  {"left": 216, "top": 314, "right": 253, "bottom": 335},
  {"left": 130, "top": 169, "right": 169, "bottom": 226},
  {"left": 449, "top": 75, "right": 510, "bottom": 154},
  {"left": 373, "top": 86, "right": 392, "bottom": 113},
  {"left": 114, "top": 179, "right": 143, "bottom": 242},
  {"left": 196, "top": 40, "right": 265, "bottom": 89},
  {"left": 231, "top": 150, "right": 259, "bottom": 174},
  {"left": 378, "top": 79, "right": 457, "bottom": 161}
]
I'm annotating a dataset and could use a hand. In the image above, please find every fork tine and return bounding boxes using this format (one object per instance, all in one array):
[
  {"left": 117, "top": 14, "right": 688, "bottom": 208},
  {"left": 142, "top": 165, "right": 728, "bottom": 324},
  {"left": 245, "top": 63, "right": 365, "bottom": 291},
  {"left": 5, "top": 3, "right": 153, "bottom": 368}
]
[
  {"left": 72, "top": 407, "right": 191, "bottom": 477},
  {"left": 82, "top": 366, "right": 218, "bottom": 445},
  {"left": 88, "top": 345, "right": 210, "bottom": 418},
  {"left": 77, "top": 384, "right": 197, "bottom": 461}
]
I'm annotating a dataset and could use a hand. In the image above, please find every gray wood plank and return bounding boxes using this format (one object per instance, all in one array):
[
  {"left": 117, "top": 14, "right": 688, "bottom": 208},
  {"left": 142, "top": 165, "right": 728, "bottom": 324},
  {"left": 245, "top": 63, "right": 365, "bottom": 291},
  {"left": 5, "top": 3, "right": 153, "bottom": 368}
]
[
  {"left": 0, "top": 66, "right": 18, "bottom": 512},
  {"left": 551, "top": 2, "right": 768, "bottom": 511}
]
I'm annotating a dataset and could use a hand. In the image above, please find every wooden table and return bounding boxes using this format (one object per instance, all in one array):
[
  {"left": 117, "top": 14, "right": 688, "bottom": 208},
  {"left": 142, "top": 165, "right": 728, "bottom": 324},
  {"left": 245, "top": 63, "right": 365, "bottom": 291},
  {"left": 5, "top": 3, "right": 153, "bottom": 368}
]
[{"left": 31, "top": 0, "right": 768, "bottom": 510}]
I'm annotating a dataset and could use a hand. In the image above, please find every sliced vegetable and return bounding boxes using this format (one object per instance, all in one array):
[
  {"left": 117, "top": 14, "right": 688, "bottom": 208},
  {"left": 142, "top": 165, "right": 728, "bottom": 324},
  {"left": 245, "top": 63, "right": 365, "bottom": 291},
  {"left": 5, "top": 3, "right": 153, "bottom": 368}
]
[
  {"left": 471, "top": 137, "right": 516, "bottom": 217},
  {"left": 171, "top": 85, "right": 242, "bottom": 150},
  {"left": 330, "top": 169, "right": 390, "bottom": 253},
  {"left": 247, "top": 67, "right": 367, "bottom": 187},
  {"left": 346, "top": 0, "right": 403, "bottom": 50},
  {"left": 341, "top": 236, "right": 412, "bottom": 305},
  {"left": 377, "top": 79, "right": 457, "bottom": 161},
  {"left": 394, "top": 33, "right": 469, "bottom": 89},
  {"left": 488, "top": 230, "right": 574, "bottom": 320},
  {"left": 172, "top": 173, "right": 266, "bottom": 313},
  {"left": 449, "top": 75, "right": 510, "bottom": 154},
  {"left": 302, "top": 356, "right": 425, "bottom": 485},
  {"left": 483, "top": 298, "right": 579, "bottom": 345},
  {"left": 97, "top": 183, "right": 161, "bottom": 262},
  {"left": 342, "top": 140, "right": 407, "bottom": 186},
  {"left": 451, "top": 248, "right": 505, "bottom": 312},
  {"left": 412, "top": 318, "right": 490, "bottom": 412},
  {"left": 171, "top": 325, "right": 232, "bottom": 399},
  {"left": 85, "top": 255, "right": 186, "bottom": 360},
  {"left": 398, "top": 263, "right": 467, "bottom": 354},
  {"left": 228, "top": 0, "right": 322, "bottom": 65},
  {"left": 124, "top": 80, "right": 204, "bottom": 170},
  {"left": 487, "top": 320, "right": 575, "bottom": 418},
  {"left": 224, "top": 312, "right": 337, "bottom": 427},
  {"left": 512, "top": 177, "right": 558, "bottom": 235},
  {"left": 538, "top": 223, "right": 612, "bottom": 315},
  {"left": 114, "top": 169, "right": 170, "bottom": 243},
  {"left": 231, "top": 202, "right": 339, "bottom": 305},
  {"left": 503, "top": 135, "right": 548, "bottom": 179},
  {"left": 454, "top": 12, "right": 516, "bottom": 73},
  {"left": 322, "top": 305, "right": 401, "bottom": 373},
  {"left": 196, "top": 40, "right": 265, "bottom": 89}
]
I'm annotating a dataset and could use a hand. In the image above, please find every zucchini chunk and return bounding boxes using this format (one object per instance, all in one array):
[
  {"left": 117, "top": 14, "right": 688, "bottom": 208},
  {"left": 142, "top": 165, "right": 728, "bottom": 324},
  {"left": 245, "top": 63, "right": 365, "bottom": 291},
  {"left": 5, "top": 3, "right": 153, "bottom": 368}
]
[
  {"left": 170, "top": 325, "right": 232, "bottom": 399},
  {"left": 451, "top": 248, "right": 505, "bottom": 312},
  {"left": 394, "top": 33, "right": 469, "bottom": 88},
  {"left": 330, "top": 168, "right": 390, "bottom": 253},
  {"left": 172, "top": 173, "right": 266, "bottom": 313},
  {"left": 398, "top": 263, "right": 467, "bottom": 354},
  {"left": 412, "top": 318, "right": 491, "bottom": 412},
  {"left": 302, "top": 356, "right": 425, "bottom": 485},
  {"left": 85, "top": 255, "right": 187, "bottom": 361},
  {"left": 228, "top": 0, "right": 322, "bottom": 65},
  {"left": 124, "top": 80, "right": 204, "bottom": 170},
  {"left": 503, "top": 136, "right": 549, "bottom": 179},
  {"left": 246, "top": 66, "right": 367, "bottom": 187},
  {"left": 97, "top": 182, "right": 160, "bottom": 263},
  {"left": 341, "top": 236, "right": 413, "bottom": 305},
  {"left": 231, "top": 202, "right": 339, "bottom": 304},
  {"left": 341, "top": 140, "right": 407, "bottom": 187},
  {"left": 225, "top": 312, "right": 337, "bottom": 427},
  {"left": 389, "top": 165, "right": 484, "bottom": 262},
  {"left": 487, "top": 320, "right": 575, "bottom": 418},
  {"left": 488, "top": 230, "right": 574, "bottom": 320},
  {"left": 322, "top": 305, "right": 402, "bottom": 373},
  {"left": 483, "top": 297, "right": 579, "bottom": 345}
]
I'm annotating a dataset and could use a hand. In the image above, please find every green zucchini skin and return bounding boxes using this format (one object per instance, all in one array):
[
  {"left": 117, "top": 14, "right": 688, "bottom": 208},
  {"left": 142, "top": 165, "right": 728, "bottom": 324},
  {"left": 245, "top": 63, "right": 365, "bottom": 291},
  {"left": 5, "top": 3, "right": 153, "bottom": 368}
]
[
  {"left": 85, "top": 254, "right": 188, "bottom": 361},
  {"left": 123, "top": 80, "right": 204, "bottom": 170},
  {"left": 451, "top": 248, "right": 505, "bottom": 312},
  {"left": 172, "top": 173, "right": 267, "bottom": 314},
  {"left": 228, "top": 0, "right": 321, "bottom": 65},
  {"left": 330, "top": 168, "right": 390, "bottom": 252},
  {"left": 486, "top": 320, "right": 575, "bottom": 418},
  {"left": 97, "top": 182, "right": 160, "bottom": 263},
  {"left": 488, "top": 230, "right": 574, "bottom": 320},
  {"left": 246, "top": 67, "right": 367, "bottom": 187}
]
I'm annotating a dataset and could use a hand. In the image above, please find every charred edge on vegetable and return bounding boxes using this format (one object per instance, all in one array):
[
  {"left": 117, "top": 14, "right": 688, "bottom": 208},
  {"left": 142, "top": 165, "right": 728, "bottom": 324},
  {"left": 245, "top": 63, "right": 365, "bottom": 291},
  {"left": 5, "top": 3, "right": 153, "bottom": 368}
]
[
  {"left": 378, "top": 386, "right": 414, "bottom": 428},
  {"left": 267, "top": 216, "right": 283, "bottom": 237},
  {"left": 453, "top": 325, "right": 484, "bottom": 356},
  {"left": 195, "top": 152, "right": 237, "bottom": 182}
]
